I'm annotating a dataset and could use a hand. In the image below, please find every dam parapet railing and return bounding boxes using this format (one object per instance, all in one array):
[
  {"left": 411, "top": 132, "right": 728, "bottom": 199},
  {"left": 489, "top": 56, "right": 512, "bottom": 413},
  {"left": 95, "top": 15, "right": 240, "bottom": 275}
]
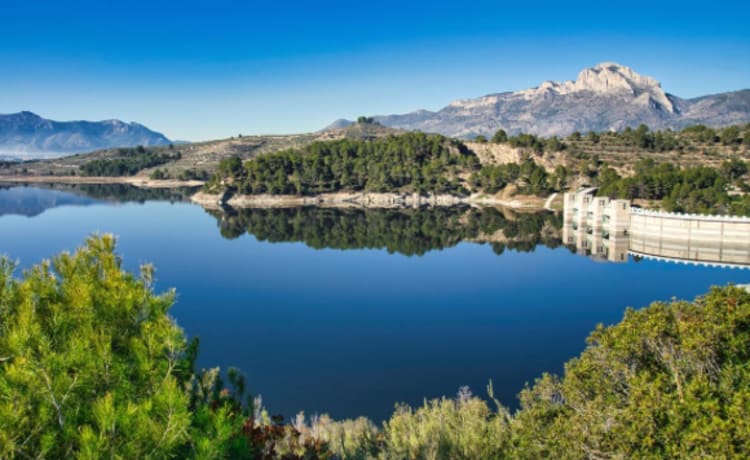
[{"left": 630, "top": 207, "right": 750, "bottom": 223}]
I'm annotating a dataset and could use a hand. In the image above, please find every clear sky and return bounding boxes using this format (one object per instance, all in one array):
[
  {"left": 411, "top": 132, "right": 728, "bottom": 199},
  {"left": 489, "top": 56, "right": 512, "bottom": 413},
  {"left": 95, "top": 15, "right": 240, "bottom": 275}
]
[{"left": 1, "top": 0, "right": 749, "bottom": 141}]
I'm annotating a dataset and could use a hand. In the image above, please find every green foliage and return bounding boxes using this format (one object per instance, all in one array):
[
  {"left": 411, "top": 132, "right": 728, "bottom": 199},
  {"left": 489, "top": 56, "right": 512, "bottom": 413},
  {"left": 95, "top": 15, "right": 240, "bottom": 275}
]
[
  {"left": 721, "top": 126, "right": 741, "bottom": 145},
  {"left": 469, "top": 160, "right": 550, "bottom": 196},
  {"left": 288, "top": 414, "right": 379, "bottom": 459},
  {"left": 150, "top": 168, "right": 168, "bottom": 180},
  {"left": 177, "top": 169, "right": 210, "bottom": 181},
  {"left": 720, "top": 158, "right": 748, "bottom": 182},
  {"left": 217, "top": 133, "right": 480, "bottom": 196},
  {"left": 544, "top": 136, "right": 565, "bottom": 152},
  {"left": 491, "top": 129, "right": 508, "bottom": 144},
  {"left": 380, "top": 389, "right": 512, "bottom": 459},
  {"left": 0, "top": 235, "right": 192, "bottom": 458},
  {"left": 681, "top": 124, "right": 719, "bottom": 143},
  {"left": 80, "top": 147, "right": 181, "bottom": 177},
  {"left": 596, "top": 158, "right": 750, "bottom": 214},
  {"left": 474, "top": 135, "right": 488, "bottom": 143},
  {"left": 512, "top": 286, "right": 750, "bottom": 458},
  {"left": 508, "top": 133, "right": 544, "bottom": 154},
  {"left": 586, "top": 131, "right": 600, "bottom": 144},
  {"left": 469, "top": 164, "right": 519, "bottom": 194},
  {"left": 614, "top": 124, "right": 679, "bottom": 152},
  {"left": 550, "top": 165, "right": 568, "bottom": 191},
  {"left": 217, "top": 156, "right": 244, "bottom": 182},
  {"left": 356, "top": 116, "right": 376, "bottom": 124}
]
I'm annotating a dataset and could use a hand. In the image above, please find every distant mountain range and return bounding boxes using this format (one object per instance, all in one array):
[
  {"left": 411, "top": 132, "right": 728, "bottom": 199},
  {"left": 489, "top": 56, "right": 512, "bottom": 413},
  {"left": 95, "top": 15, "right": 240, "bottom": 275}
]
[
  {"left": 326, "top": 62, "right": 750, "bottom": 138},
  {"left": 0, "top": 111, "right": 171, "bottom": 158}
]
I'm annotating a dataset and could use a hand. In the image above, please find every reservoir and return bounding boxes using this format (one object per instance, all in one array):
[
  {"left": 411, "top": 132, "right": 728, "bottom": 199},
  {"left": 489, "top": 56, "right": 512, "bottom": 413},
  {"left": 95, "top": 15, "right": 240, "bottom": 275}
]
[{"left": 1, "top": 184, "right": 747, "bottom": 422}]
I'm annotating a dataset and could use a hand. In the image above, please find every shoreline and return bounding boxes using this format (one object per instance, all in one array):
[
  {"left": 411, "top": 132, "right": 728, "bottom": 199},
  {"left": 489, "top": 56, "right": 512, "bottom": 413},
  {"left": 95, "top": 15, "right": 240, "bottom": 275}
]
[
  {"left": 0, "top": 175, "right": 550, "bottom": 209},
  {"left": 191, "top": 190, "right": 548, "bottom": 210},
  {"left": 0, "top": 175, "right": 204, "bottom": 188}
]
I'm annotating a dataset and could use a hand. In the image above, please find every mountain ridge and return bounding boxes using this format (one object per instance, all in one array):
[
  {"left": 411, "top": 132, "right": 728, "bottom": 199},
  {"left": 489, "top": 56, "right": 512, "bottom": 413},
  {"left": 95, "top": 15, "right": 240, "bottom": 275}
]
[
  {"left": 0, "top": 111, "right": 171, "bottom": 158},
  {"left": 326, "top": 63, "right": 750, "bottom": 138}
]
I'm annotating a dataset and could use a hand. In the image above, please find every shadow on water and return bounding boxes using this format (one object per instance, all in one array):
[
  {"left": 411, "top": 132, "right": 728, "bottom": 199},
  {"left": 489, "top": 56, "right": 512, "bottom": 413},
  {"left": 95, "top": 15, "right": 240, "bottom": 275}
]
[{"left": 205, "top": 206, "right": 565, "bottom": 256}]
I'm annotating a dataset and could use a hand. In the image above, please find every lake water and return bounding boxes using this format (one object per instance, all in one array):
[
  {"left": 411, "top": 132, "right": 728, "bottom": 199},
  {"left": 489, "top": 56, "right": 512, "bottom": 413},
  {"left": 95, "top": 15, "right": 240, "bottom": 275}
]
[{"left": 1, "top": 184, "right": 747, "bottom": 422}]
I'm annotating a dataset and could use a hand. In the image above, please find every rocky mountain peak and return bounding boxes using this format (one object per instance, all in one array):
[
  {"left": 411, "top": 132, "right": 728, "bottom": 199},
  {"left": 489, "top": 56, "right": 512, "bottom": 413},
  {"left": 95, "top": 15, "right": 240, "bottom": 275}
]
[
  {"left": 515, "top": 62, "right": 674, "bottom": 113},
  {"left": 326, "top": 62, "right": 750, "bottom": 139},
  {"left": 575, "top": 62, "right": 661, "bottom": 94}
]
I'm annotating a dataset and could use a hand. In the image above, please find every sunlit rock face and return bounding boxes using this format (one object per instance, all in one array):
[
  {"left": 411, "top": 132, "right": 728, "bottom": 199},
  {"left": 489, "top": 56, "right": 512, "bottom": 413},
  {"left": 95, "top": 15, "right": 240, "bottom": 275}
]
[{"left": 330, "top": 63, "right": 750, "bottom": 138}]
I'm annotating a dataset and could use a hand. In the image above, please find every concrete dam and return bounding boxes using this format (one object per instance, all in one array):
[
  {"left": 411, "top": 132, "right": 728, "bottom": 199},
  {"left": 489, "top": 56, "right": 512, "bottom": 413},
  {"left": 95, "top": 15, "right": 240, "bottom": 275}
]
[{"left": 563, "top": 189, "right": 750, "bottom": 268}]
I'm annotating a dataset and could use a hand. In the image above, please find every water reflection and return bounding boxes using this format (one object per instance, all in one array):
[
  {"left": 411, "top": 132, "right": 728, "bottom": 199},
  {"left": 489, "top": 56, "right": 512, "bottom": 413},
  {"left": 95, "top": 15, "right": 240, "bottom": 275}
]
[
  {"left": 0, "top": 183, "right": 197, "bottom": 217},
  {"left": 205, "top": 206, "right": 564, "bottom": 256},
  {"left": 0, "top": 184, "right": 99, "bottom": 217}
]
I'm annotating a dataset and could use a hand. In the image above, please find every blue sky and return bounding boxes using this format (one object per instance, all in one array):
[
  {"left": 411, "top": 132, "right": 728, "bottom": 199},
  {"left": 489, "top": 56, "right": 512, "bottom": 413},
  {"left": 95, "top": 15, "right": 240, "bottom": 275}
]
[{"left": 1, "top": 0, "right": 749, "bottom": 141}]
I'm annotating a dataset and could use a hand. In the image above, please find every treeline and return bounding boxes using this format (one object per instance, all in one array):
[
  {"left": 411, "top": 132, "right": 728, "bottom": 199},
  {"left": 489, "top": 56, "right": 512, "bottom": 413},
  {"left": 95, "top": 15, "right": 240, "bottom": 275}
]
[
  {"left": 468, "top": 160, "right": 553, "bottom": 196},
  {"left": 601, "top": 123, "right": 746, "bottom": 151},
  {"left": 596, "top": 158, "right": 750, "bottom": 214},
  {"left": 209, "top": 133, "right": 480, "bottom": 195},
  {"left": 2, "top": 238, "right": 749, "bottom": 458},
  {"left": 207, "top": 206, "right": 562, "bottom": 256},
  {"left": 480, "top": 123, "right": 750, "bottom": 154},
  {"left": 150, "top": 168, "right": 210, "bottom": 181},
  {"left": 80, "top": 146, "right": 181, "bottom": 176},
  {"left": 475, "top": 129, "right": 564, "bottom": 154},
  {"left": 208, "top": 133, "right": 560, "bottom": 197}
]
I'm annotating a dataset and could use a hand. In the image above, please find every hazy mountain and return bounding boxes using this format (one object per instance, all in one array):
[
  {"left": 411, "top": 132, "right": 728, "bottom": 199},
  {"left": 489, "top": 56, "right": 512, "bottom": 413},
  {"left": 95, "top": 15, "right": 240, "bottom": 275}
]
[
  {"left": 327, "top": 63, "right": 750, "bottom": 138},
  {"left": 323, "top": 119, "right": 356, "bottom": 130},
  {"left": 0, "top": 185, "right": 99, "bottom": 217},
  {"left": 0, "top": 111, "right": 171, "bottom": 158}
]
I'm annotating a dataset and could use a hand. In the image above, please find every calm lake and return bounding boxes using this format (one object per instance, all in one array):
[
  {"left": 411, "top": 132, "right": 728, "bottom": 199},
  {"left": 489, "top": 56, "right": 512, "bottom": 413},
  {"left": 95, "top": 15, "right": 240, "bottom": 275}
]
[{"left": 1, "top": 184, "right": 747, "bottom": 422}]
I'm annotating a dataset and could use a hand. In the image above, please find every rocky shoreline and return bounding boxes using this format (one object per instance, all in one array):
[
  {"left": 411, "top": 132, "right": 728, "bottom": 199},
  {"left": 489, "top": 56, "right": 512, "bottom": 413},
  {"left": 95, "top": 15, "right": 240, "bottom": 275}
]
[{"left": 191, "top": 191, "right": 547, "bottom": 210}]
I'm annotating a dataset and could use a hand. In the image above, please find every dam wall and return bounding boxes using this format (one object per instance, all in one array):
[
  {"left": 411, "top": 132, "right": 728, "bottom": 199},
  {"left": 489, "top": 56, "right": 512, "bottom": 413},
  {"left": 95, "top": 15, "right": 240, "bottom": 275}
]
[
  {"left": 628, "top": 209, "right": 750, "bottom": 267},
  {"left": 563, "top": 190, "right": 750, "bottom": 268}
]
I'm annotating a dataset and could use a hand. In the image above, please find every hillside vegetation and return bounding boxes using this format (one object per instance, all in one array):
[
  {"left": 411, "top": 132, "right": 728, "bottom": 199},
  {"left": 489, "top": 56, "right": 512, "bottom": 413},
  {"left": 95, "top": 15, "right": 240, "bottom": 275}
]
[
  {"left": 204, "top": 131, "right": 554, "bottom": 197},
  {"left": 207, "top": 132, "right": 478, "bottom": 195},
  {"left": 1, "top": 237, "right": 749, "bottom": 458},
  {"left": 469, "top": 123, "right": 750, "bottom": 175},
  {"left": 202, "top": 124, "right": 750, "bottom": 214}
]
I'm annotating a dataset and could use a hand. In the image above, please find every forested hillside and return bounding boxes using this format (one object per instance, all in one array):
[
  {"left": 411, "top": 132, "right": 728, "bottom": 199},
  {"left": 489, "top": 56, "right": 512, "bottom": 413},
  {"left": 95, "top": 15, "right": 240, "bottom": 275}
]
[{"left": 205, "top": 132, "right": 553, "bottom": 197}]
